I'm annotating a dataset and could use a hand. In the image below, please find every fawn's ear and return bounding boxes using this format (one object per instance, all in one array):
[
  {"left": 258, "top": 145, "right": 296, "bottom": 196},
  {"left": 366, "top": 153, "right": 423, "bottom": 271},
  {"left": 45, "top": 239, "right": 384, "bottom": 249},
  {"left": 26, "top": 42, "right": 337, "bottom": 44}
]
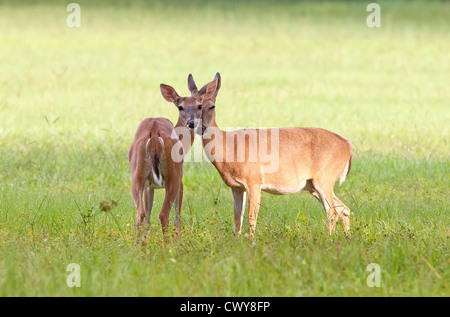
[
  {"left": 187, "top": 74, "right": 198, "bottom": 95},
  {"left": 160, "top": 84, "right": 181, "bottom": 103},
  {"left": 201, "top": 78, "right": 218, "bottom": 101}
]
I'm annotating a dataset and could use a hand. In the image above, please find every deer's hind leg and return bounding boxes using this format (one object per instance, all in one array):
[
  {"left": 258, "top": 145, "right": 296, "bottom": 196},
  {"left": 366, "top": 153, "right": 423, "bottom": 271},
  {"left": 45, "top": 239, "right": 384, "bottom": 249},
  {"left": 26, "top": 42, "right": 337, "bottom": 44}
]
[
  {"left": 143, "top": 187, "right": 154, "bottom": 237},
  {"left": 131, "top": 172, "right": 147, "bottom": 242},
  {"left": 310, "top": 179, "right": 339, "bottom": 235},
  {"left": 308, "top": 181, "right": 350, "bottom": 235}
]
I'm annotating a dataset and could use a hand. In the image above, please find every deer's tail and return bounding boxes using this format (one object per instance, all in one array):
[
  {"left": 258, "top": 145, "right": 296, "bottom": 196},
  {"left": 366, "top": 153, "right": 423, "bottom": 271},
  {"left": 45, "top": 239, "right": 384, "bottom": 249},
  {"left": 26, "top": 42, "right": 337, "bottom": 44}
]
[{"left": 145, "top": 136, "right": 165, "bottom": 187}]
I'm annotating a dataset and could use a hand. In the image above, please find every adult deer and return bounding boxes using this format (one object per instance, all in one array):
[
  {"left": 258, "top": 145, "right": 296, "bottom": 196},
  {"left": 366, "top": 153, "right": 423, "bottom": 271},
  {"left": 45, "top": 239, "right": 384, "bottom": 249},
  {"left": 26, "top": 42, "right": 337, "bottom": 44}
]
[
  {"left": 188, "top": 73, "right": 352, "bottom": 236},
  {"left": 128, "top": 81, "right": 203, "bottom": 240}
]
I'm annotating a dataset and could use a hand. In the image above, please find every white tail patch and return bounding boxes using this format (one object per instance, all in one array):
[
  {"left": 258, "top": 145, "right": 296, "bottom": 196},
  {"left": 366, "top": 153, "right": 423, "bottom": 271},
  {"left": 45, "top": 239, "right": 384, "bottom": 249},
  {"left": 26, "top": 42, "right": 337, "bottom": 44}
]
[
  {"left": 145, "top": 138, "right": 151, "bottom": 158},
  {"left": 158, "top": 136, "right": 164, "bottom": 148},
  {"left": 151, "top": 167, "right": 163, "bottom": 187}
]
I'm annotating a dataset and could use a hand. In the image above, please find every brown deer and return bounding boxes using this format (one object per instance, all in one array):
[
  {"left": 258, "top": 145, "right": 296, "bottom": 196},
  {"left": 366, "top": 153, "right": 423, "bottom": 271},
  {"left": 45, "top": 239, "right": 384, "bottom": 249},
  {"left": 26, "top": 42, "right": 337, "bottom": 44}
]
[
  {"left": 188, "top": 73, "right": 353, "bottom": 236},
  {"left": 128, "top": 81, "right": 203, "bottom": 240}
]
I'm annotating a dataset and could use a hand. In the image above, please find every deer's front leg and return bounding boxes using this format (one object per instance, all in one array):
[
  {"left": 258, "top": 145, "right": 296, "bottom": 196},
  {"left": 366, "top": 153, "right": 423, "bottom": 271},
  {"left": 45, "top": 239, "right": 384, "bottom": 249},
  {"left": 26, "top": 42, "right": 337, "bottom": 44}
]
[
  {"left": 173, "top": 181, "right": 183, "bottom": 236},
  {"left": 247, "top": 185, "right": 261, "bottom": 237},
  {"left": 232, "top": 188, "right": 246, "bottom": 235}
]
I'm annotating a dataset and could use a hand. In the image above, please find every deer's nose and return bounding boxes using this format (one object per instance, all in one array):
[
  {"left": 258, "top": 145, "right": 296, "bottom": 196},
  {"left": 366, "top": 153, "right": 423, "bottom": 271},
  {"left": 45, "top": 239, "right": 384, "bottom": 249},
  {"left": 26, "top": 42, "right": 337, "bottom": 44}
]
[{"left": 187, "top": 119, "right": 196, "bottom": 129}]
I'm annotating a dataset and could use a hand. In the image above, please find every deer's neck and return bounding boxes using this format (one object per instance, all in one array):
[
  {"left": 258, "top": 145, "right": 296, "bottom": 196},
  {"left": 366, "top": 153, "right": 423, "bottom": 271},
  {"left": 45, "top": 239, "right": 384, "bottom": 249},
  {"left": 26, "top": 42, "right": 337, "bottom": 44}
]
[
  {"left": 201, "top": 120, "right": 250, "bottom": 189},
  {"left": 201, "top": 119, "right": 226, "bottom": 167}
]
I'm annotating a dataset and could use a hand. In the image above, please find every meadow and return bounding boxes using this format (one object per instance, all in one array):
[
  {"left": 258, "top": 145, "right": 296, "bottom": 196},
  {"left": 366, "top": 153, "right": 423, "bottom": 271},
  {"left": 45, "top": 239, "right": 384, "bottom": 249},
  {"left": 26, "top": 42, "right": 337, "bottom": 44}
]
[{"left": 0, "top": 0, "right": 448, "bottom": 296}]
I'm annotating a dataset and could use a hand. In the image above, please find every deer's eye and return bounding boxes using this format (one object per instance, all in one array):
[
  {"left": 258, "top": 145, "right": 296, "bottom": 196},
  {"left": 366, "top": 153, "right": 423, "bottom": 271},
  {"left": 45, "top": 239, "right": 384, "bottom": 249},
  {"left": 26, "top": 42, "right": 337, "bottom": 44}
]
[
  {"left": 198, "top": 104, "right": 202, "bottom": 110},
  {"left": 209, "top": 105, "right": 215, "bottom": 110},
  {"left": 178, "top": 106, "right": 183, "bottom": 111}
]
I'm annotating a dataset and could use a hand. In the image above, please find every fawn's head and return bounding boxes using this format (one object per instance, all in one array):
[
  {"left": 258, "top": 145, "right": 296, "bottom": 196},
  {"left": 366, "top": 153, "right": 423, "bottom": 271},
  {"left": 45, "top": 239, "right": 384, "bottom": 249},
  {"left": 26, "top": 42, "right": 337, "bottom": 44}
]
[
  {"left": 160, "top": 83, "right": 203, "bottom": 133},
  {"left": 187, "top": 72, "right": 221, "bottom": 135}
]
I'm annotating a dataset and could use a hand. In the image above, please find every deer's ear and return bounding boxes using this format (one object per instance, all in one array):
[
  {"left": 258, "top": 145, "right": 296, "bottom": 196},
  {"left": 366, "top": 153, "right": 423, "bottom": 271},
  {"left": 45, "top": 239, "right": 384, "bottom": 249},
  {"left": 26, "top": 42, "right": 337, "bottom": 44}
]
[
  {"left": 160, "top": 84, "right": 180, "bottom": 103},
  {"left": 198, "top": 73, "right": 221, "bottom": 99},
  {"left": 187, "top": 74, "right": 198, "bottom": 95},
  {"left": 213, "top": 72, "right": 221, "bottom": 92},
  {"left": 201, "top": 78, "right": 218, "bottom": 101}
]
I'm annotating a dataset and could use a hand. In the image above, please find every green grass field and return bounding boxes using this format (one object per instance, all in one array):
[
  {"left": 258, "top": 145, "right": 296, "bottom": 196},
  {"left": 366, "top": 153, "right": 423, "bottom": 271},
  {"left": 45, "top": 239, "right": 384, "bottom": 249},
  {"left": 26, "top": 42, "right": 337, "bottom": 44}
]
[{"left": 0, "top": 0, "right": 448, "bottom": 296}]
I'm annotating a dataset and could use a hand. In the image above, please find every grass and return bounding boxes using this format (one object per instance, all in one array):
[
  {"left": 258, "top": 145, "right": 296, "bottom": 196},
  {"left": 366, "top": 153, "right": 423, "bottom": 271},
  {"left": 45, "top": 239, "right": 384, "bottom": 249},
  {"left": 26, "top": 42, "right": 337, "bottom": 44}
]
[{"left": 0, "top": 0, "right": 449, "bottom": 296}]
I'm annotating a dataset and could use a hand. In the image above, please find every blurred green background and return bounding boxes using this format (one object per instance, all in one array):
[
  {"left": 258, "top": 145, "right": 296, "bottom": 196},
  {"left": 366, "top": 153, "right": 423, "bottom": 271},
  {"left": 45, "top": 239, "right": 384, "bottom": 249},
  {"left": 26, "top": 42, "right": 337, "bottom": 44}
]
[{"left": 0, "top": 0, "right": 448, "bottom": 296}]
